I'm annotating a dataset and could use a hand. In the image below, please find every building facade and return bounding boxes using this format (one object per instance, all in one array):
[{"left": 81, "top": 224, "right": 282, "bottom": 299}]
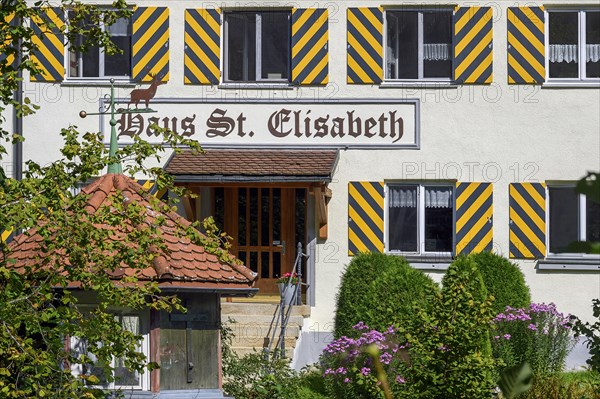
[{"left": 2, "top": 0, "right": 600, "bottom": 376}]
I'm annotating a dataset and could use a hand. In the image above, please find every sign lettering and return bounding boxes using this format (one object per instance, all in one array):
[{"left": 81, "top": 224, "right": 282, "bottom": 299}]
[{"left": 103, "top": 99, "right": 420, "bottom": 149}]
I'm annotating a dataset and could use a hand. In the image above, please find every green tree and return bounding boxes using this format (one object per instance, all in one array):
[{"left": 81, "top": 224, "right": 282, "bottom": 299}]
[{"left": 0, "top": 2, "right": 225, "bottom": 398}]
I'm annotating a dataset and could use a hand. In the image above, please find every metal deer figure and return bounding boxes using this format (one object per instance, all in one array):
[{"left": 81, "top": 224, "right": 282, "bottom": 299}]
[{"left": 128, "top": 73, "right": 165, "bottom": 109}]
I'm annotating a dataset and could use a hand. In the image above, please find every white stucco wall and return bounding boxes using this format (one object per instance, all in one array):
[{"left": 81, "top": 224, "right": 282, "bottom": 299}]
[{"left": 3, "top": 0, "right": 599, "bottom": 334}]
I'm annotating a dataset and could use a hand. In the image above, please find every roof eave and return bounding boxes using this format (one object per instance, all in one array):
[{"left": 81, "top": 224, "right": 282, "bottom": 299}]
[{"left": 171, "top": 174, "right": 333, "bottom": 183}]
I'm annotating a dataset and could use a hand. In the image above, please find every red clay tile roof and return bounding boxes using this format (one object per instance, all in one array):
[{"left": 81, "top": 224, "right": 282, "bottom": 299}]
[
  {"left": 165, "top": 149, "right": 338, "bottom": 180},
  {"left": 5, "top": 174, "right": 257, "bottom": 290}
]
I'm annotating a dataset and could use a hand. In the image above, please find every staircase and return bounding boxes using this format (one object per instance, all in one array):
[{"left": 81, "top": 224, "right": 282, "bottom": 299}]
[{"left": 221, "top": 301, "right": 310, "bottom": 359}]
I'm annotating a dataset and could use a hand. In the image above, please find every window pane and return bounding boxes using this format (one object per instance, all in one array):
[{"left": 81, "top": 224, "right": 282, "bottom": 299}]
[
  {"left": 587, "top": 196, "right": 600, "bottom": 242},
  {"left": 114, "top": 315, "right": 140, "bottom": 387},
  {"left": 424, "top": 186, "right": 453, "bottom": 252},
  {"left": 261, "top": 188, "right": 270, "bottom": 246},
  {"left": 213, "top": 187, "right": 224, "bottom": 231},
  {"left": 260, "top": 12, "right": 289, "bottom": 80},
  {"left": 423, "top": 11, "right": 452, "bottom": 78},
  {"left": 249, "top": 188, "right": 258, "bottom": 245},
  {"left": 549, "top": 12, "right": 579, "bottom": 78},
  {"left": 82, "top": 47, "right": 100, "bottom": 77},
  {"left": 388, "top": 186, "right": 418, "bottom": 251},
  {"left": 238, "top": 188, "right": 246, "bottom": 245},
  {"left": 586, "top": 11, "right": 600, "bottom": 78},
  {"left": 105, "top": 19, "right": 131, "bottom": 77},
  {"left": 389, "top": 12, "right": 418, "bottom": 79},
  {"left": 104, "top": 36, "right": 131, "bottom": 76},
  {"left": 549, "top": 187, "right": 579, "bottom": 253},
  {"left": 226, "top": 13, "right": 256, "bottom": 81},
  {"left": 261, "top": 251, "right": 270, "bottom": 278},
  {"left": 386, "top": 14, "right": 399, "bottom": 78}
]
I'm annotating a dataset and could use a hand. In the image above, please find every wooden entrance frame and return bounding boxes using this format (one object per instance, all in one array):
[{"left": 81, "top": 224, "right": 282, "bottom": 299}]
[{"left": 176, "top": 182, "right": 331, "bottom": 294}]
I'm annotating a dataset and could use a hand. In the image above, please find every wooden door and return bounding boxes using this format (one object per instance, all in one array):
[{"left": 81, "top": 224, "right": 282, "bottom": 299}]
[{"left": 215, "top": 187, "right": 307, "bottom": 294}]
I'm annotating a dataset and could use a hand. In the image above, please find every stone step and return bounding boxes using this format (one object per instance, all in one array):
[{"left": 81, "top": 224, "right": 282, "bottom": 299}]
[
  {"left": 221, "top": 303, "right": 310, "bottom": 317},
  {"left": 232, "top": 346, "right": 295, "bottom": 359},
  {"left": 226, "top": 324, "right": 301, "bottom": 338},
  {"left": 222, "top": 314, "right": 305, "bottom": 327},
  {"left": 228, "top": 335, "right": 299, "bottom": 349}
]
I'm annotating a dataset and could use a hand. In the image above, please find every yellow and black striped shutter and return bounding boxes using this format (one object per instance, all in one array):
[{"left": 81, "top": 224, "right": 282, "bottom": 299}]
[
  {"left": 1, "top": 13, "right": 17, "bottom": 70},
  {"left": 132, "top": 7, "right": 169, "bottom": 82},
  {"left": 509, "top": 183, "right": 546, "bottom": 259},
  {"left": 30, "top": 7, "right": 65, "bottom": 82},
  {"left": 453, "top": 7, "right": 493, "bottom": 84},
  {"left": 184, "top": 9, "right": 221, "bottom": 85},
  {"left": 347, "top": 7, "right": 383, "bottom": 84},
  {"left": 292, "top": 8, "right": 328, "bottom": 85},
  {"left": 136, "top": 179, "right": 168, "bottom": 201},
  {"left": 348, "top": 182, "right": 384, "bottom": 256},
  {"left": 507, "top": 7, "right": 545, "bottom": 84},
  {"left": 455, "top": 182, "right": 493, "bottom": 255},
  {"left": 1, "top": 228, "right": 14, "bottom": 243}
]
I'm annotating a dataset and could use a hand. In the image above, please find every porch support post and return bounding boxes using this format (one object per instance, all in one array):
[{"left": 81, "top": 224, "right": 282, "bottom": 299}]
[{"left": 150, "top": 308, "right": 161, "bottom": 393}]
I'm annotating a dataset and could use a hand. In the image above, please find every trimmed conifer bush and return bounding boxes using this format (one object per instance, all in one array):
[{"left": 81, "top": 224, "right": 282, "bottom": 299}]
[
  {"left": 470, "top": 251, "right": 531, "bottom": 317},
  {"left": 334, "top": 252, "right": 438, "bottom": 338},
  {"left": 442, "top": 255, "right": 493, "bottom": 357}
]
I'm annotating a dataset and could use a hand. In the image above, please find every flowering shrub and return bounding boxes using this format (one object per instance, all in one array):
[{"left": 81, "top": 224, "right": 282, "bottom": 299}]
[
  {"left": 322, "top": 259, "right": 500, "bottom": 399},
  {"left": 275, "top": 272, "right": 298, "bottom": 285},
  {"left": 492, "top": 302, "right": 575, "bottom": 375},
  {"left": 321, "top": 322, "right": 408, "bottom": 399}
]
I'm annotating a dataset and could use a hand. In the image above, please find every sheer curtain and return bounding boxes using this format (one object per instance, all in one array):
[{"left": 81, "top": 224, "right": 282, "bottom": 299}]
[
  {"left": 425, "top": 187, "right": 453, "bottom": 208},
  {"left": 423, "top": 43, "right": 450, "bottom": 61},
  {"left": 107, "top": 17, "right": 129, "bottom": 36},
  {"left": 389, "top": 186, "right": 417, "bottom": 208},
  {"left": 587, "top": 44, "right": 600, "bottom": 62},
  {"left": 549, "top": 44, "right": 579, "bottom": 63}
]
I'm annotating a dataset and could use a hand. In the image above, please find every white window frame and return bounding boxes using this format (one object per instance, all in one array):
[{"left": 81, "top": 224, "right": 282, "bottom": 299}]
[
  {"left": 546, "top": 183, "right": 598, "bottom": 259},
  {"left": 66, "top": 11, "right": 133, "bottom": 81},
  {"left": 545, "top": 8, "right": 600, "bottom": 83},
  {"left": 223, "top": 11, "right": 291, "bottom": 83},
  {"left": 385, "top": 183, "right": 455, "bottom": 256},
  {"left": 384, "top": 8, "right": 454, "bottom": 82},
  {"left": 70, "top": 309, "right": 150, "bottom": 391}
]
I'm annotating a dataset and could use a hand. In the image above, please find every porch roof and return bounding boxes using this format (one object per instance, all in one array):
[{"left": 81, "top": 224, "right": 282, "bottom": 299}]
[
  {"left": 4, "top": 174, "right": 257, "bottom": 293},
  {"left": 164, "top": 149, "right": 339, "bottom": 183}
]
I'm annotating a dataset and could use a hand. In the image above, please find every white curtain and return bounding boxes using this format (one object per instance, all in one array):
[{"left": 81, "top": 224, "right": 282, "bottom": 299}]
[
  {"left": 389, "top": 187, "right": 417, "bottom": 208},
  {"left": 107, "top": 18, "right": 129, "bottom": 36},
  {"left": 425, "top": 187, "right": 453, "bottom": 208},
  {"left": 549, "top": 44, "right": 578, "bottom": 63},
  {"left": 587, "top": 44, "right": 600, "bottom": 62},
  {"left": 424, "top": 43, "right": 450, "bottom": 61}
]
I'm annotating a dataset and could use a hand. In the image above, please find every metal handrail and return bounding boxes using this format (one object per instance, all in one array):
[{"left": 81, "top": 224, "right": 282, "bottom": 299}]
[{"left": 264, "top": 242, "right": 307, "bottom": 359}]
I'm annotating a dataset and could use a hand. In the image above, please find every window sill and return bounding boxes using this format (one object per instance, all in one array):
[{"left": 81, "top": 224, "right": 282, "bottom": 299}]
[
  {"left": 219, "top": 82, "right": 294, "bottom": 90},
  {"left": 538, "top": 256, "right": 600, "bottom": 271},
  {"left": 62, "top": 79, "right": 136, "bottom": 87},
  {"left": 542, "top": 80, "right": 600, "bottom": 89},
  {"left": 380, "top": 81, "right": 457, "bottom": 89},
  {"left": 387, "top": 253, "right": 453, "bottom": 270}
]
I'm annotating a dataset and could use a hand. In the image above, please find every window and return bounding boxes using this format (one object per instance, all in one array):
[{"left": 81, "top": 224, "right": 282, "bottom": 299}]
[
  {"left": 68, "top": 13, "right": 132, "bottom": 78},
  {"left": 548, "top": 186, "right": 600, "bottom": 254},
  {"left": 71, "top": 313, "right": 149, "bottom": 390},
  {"left": 387, "top": 184, "right": 454, "bottom": 254},
  {"left": 224, "top": 11, "right": 290, "bottom": 82},
  {"left": 386, "top": 9, "right": 453, "bottom": 80},
  {"left": 547, "top": 10, "right": 600, "bottom": 80}
]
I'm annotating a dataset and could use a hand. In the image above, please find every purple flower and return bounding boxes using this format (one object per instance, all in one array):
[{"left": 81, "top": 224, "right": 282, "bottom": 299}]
[
  {"left": 380, "top": 352, "right": 393, "bottom": 364},
  {"left": 344, "top": 378, "right": 350, "bottom": 383},
  {"left": 527, "top": 324, "right": 537, "bottom": 331},
  {"left": 353, "top": 321, "right": 369, "bottom": 331},
  {"left": 396, "top": 375, "right": 406, "bottom": 384},
  {"left": 360, "top": 367, "right": 371, "bottom": 376},
  {"left": 503, "top": 334, "right": 511, "bottom": 340}
]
